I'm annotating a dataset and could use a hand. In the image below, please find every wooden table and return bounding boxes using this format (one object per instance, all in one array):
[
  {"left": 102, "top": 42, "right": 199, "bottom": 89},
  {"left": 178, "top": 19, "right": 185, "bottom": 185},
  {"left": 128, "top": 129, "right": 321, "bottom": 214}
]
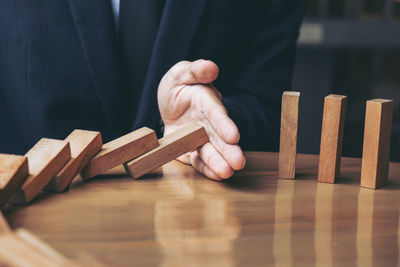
[{"left": 4, "top": 152, "right": 400, "bottom": 266}]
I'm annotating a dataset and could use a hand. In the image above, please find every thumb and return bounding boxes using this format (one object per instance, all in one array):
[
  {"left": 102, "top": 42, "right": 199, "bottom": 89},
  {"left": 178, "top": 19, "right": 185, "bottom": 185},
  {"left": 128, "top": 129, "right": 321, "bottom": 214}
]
[
  {"left": 162, "top": 59, "right": 219, "bottom": 87},
  {"left": 190, "top": 59, "right": 219, "bottom": 84}
]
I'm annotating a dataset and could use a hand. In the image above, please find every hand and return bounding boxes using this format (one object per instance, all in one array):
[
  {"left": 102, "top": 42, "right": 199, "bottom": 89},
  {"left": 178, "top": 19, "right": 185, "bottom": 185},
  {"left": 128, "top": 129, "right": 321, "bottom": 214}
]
[{"left": 158, "top": 59, "right": 246, "bottom": 180}]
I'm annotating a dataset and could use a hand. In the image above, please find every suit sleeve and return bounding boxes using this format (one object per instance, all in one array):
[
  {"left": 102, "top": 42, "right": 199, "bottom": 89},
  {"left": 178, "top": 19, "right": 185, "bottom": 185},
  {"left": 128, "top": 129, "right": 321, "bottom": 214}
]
[{"left": 222, "top": 0, "right": 305, "bottom": 151}]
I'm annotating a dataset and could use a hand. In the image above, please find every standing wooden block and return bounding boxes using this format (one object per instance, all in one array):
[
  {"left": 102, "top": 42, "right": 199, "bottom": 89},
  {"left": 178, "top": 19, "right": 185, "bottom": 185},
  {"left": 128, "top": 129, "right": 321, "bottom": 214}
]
[
  {"left": 45, "top": 130, "right": 102, "bottom": 192},
  {"left": 81, "top": 127, "right": 159, "bottom": 180},
  {"left": 278, "top": 91, "right": 300, "bottom": 179},
  {"left": 318, "top": 94, "right": 347, "bottom": 184},
  {"left": 360, "top": 99, "right": 394, "bottom": 189},
  {"left": 0, "top": 154, "right": 29, "bottom": 208},
  {"left": 124, "top": 123, "right": 209, "bottom": 179},
  {"left": 11, "top": 138, "right": 71, "bottom": 204}
]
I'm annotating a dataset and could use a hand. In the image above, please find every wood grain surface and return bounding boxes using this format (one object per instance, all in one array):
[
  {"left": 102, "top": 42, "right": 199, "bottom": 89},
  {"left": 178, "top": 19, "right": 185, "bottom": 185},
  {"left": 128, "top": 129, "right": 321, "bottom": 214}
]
[
  {"left": 318, "top": 94, "right": 347, "bottom": 183},
  {"left": 14, "top": 229, "right": 76, "bottom": 266},
  {"left": 45, "top": 130, "right": 102, "bottom": 192},
  {"left": 4, "top": 152, "right": 400, "bottom": 266},
  {"left": 361, "top": 99, "right": 394, "bottom": 189},
  {"left": 0, "top": 233, "right": 59, "bottom": 266},
  {"left": 0, "top": 154, "right": 29, "bottom": 208},
  {"left": 12, "top": 139, "right": 71, "bottom": 204},
  {"left": 81, "top": 127, "right": 158, "bottom": 180},
  {"left": 124, "top": 123, "right": 208, "bottom": 179},
  {"left": 278, "top": 91, "right": 300, "bottom": 179}
]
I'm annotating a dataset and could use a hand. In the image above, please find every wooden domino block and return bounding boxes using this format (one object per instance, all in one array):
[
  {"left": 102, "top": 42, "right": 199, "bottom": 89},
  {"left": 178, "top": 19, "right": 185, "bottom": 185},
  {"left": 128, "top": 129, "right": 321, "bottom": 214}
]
[
  {"left": 278, "top": 91, "right": 300, "bottom": 179},
  {"left": 0, "top": 227, "right": 78, "bottom": 266},
  {"left": 81, "top": 127, "right": 159, "bottom": 180},
  {"left": 0, "top": 154, "right": 29, "bottom": 208},
  {"left": 0, "top": 232, "right": 74, "bottom": 266},
  {"left": 74, "top": 253, "right": 108, "bottom": 267},
  {"left": 11, "top": 138, "right": 71, "bottom": 204},
  {"left": 0, "top": 233, "right": 50, "bottom": 266},
  {"left": 318, "top": 94, "right": 347, "bottom": 184},
  {"left": 15, "top": 229, "right": 75, "bottom": 266},
  {"left": 124, "top": 123, "right": 209, "bottom": 179},
  {"left": 0, "top": 212, "right": 11, "bottom": 233},
  {"left": 45, "top": 130, "right": 102, "bottom": 192},
  {"left": 360, "top": 99, "right": 394, "bottom": 189}
]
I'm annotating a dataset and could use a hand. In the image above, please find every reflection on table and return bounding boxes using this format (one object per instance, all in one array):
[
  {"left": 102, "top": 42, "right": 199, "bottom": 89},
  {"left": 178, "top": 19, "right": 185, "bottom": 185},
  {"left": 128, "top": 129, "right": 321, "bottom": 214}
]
[{"left": 4, "top": 152, "right": 400, "bottom": 266}]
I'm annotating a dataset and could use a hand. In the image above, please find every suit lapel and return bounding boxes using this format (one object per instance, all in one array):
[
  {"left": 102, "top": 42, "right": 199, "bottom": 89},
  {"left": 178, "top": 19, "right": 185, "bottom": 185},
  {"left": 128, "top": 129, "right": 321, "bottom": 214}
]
[
  {"left": 133, "top": 0, "right": 209, "bottom": 131},
  {"left": 67, "top": 0, "right": 120, "bottom": 136}
]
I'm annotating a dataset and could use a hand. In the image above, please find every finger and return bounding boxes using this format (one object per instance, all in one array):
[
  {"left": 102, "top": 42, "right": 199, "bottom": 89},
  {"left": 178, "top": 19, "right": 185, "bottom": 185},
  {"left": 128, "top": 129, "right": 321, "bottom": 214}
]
[
  {"left": 209, "top": 84, "right": 222, "bottom": 100},
  {"left": 190, "top": 151, "right": 222, "bottom": 181},
  {"left": 158, "top": 61, "right": 219, "bottom": 121},
  {"left": 197, "top": 143, "right": 234, "bottom": 179},
  {"left": 190, "top": 85, "right": 239, "bottom": 144},
  {"left": 162, "top": 59, "right": 219, "bottom": 88},
  {"left": 177, "top": 152, "right": 191, "bottom": 165},
  {"left": 203, "top": 118, "right": 246, "bottom": 171}
]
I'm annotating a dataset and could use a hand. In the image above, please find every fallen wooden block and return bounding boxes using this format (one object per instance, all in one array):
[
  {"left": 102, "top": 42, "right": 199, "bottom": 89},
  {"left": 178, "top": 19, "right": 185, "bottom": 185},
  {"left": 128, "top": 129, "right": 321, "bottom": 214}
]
[
  {"left": 0, "top": 212, "right": 11, "bottom": 233},
  {"left": 278, "top": 91, "right": 300, "bottom": 179},
  {"left": 81, "top": 127, "right": 159, "bottom": 180},
  {"left": 318, "top": 94, "right": 347, "bottom": 184},
  {"left": 0, "top": 230, "right": 78, "bottom": 267},
  {"left": 0, "top": 233, "right": 46, "bottom": 266},
  {"left": 15, "top": 229, "right": 76, "bottom": 266},
  {"left": 0, "top": 154, "right": 29, "bottom": 209},
  {"left": 124, "top": 123, "right": 209, "bottom": 179},
  {"left": 45, "top": 130, "right": 102, "bottom": 192},
  {"left": 0, "top": 233, "right": 60, "bottom": 266},
  {"left": 74, "top": 253, "right": 109, "bottom": 267},
  {"left": 11, "top": 138, "right": 71, "bottom": 204},
  {"left": 360, "top": 99, "right": 394, "bottom": 189}
]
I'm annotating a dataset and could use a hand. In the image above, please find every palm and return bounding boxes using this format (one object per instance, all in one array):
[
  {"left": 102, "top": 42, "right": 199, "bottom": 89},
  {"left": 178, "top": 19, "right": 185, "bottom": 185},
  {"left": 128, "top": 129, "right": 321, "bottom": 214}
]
[
  {"left": 157, "top": 60, "right": 245, "bottom": 180},
  {"left": 160, "top": 84, "right": 215, "bottom": 135}
]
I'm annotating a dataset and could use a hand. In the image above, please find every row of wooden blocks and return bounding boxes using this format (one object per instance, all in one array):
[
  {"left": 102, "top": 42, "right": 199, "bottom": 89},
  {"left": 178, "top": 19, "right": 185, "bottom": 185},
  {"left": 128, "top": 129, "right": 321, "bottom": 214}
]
[
  {"left": 278, "top": 92, "right": 394, "bottom": 189},
  {"left": 0, "top": 123, "right": 209, "bottom": 208}
]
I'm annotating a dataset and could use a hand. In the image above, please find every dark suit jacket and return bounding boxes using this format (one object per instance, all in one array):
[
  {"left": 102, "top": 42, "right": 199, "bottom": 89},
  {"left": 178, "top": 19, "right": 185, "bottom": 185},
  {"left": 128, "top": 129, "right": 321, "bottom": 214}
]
[{"left": 0, "top": 0, "right": 305, "bottom": 154}]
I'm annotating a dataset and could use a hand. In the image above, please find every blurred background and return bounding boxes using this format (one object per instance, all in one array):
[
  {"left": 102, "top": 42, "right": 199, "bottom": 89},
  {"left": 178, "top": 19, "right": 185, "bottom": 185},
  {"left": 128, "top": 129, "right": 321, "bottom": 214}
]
[{"left": 293, "top": 0, "right": 400, "bottom": 161}]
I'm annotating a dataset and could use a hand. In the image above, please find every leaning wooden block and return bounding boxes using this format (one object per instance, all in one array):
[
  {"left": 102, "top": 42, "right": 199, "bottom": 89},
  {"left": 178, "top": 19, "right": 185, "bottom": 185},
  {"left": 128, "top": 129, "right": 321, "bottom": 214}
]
[
  {"left": 11, "top": 138, "right": 71, "bottom": 204},
  {"left": 318, "top": 94, "right": 347, "bottom": 184},
  {"left": 360, "top": 99, "right": 394, "bottom": 189},
  {"left": 124, "top": 123, "right": 209, "bottom": 179},
  {"left": 0, "top": 154, "right": 29, "bottom": 208},
  {"left": 278, "top": 91, "right": 300, "bottom": 179},
  {"left": 81, "top": 127, "right": 159, "bottom": 180},
  {"left": 45, "top": 130, "right": 102, "bottom": 192}
]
